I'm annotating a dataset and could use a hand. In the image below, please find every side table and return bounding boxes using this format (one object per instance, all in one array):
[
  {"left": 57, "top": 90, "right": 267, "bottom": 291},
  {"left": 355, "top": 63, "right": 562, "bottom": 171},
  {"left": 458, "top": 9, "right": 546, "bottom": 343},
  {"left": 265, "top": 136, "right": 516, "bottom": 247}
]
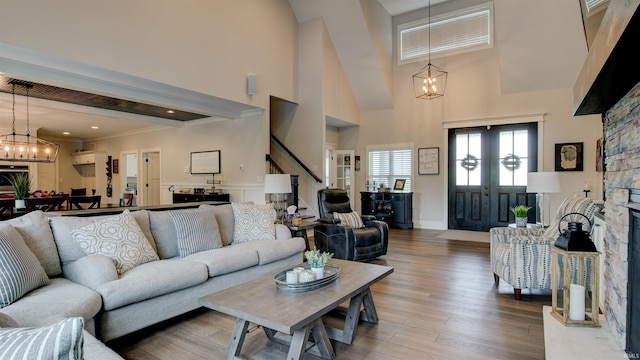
[{"left": 287, "top": 221, "right": 319, "bottom": 251}]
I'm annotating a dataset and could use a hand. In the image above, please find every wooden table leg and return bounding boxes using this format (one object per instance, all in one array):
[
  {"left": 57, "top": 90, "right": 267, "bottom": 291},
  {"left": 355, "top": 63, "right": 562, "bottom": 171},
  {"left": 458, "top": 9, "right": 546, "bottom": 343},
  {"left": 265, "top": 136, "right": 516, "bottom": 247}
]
[
  {"left": 310, "top": 318, "right": 335, "bottom": 359},
  {"left": 287, "top": 323, "right": 312, "bottom": 360},
  {"left": 226, "top": 318, "right": 250, "bottom": 360},
  {"left": 325, "top": 287, "right": 379, "bottom": 345}
]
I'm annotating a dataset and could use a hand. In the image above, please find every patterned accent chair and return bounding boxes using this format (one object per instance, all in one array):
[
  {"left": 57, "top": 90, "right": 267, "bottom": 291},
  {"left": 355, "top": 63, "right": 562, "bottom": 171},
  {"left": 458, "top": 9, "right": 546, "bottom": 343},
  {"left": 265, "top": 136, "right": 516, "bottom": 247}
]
[
  {"left": 313, "top": 188, "right": 389, "bottom": 261},
  {"left": 490, "top": 195, "right": 603, "bottom": 300}
]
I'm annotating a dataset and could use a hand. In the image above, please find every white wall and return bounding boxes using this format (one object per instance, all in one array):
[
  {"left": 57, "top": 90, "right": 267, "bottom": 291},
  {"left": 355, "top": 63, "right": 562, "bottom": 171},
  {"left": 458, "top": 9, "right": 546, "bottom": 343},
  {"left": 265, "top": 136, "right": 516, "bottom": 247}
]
[
  {"left": 339, "top": 2, "right": 603, "bottom": 230},
  {"left": 1, "top": 0, "right": 299, "bottom": 204}
]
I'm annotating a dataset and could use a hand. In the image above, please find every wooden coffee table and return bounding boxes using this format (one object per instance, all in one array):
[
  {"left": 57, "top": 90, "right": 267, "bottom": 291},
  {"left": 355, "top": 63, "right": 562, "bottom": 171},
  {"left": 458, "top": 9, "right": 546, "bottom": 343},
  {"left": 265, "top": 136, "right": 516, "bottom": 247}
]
[{"left": 198, "top": 259, "right": 393, "bottom": 360}]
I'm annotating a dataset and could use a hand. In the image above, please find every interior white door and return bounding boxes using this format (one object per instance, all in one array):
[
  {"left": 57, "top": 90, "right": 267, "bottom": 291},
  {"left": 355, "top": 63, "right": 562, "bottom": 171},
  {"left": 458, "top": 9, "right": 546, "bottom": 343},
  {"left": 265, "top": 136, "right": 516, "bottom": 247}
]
[
  {"left": 330, "top": 149, "right": 355, "bottom": 208},
  {"left": 143, "top": 151, "right": 161, "bottom": 206}
]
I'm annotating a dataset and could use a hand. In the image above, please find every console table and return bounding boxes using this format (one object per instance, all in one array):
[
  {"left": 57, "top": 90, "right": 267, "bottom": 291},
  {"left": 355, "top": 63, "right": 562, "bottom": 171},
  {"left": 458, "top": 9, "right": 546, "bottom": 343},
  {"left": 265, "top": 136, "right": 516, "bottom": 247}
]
[
  {"left": 172, "top": 193, "right": 230, "bottom": 204},
  {"left": 360, "top": 191, "right": 413, "bottom": 229}
]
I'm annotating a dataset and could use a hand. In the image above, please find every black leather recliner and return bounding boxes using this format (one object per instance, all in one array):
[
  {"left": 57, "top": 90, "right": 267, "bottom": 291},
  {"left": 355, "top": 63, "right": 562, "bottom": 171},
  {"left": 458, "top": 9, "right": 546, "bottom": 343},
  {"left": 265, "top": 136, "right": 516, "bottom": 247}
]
[{"left": 313, "top": 188, "right": 388, "bottom": 261}]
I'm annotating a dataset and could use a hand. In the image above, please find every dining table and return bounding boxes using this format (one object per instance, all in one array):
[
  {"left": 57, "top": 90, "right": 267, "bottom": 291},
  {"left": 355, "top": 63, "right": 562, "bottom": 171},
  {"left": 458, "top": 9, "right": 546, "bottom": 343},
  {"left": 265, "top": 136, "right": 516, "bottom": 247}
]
[
  {"left": 67, "top": 195, "right": 101, "bottom": 210},
  {"left": 25, "top": 195, "right": 68, "bottom": 212}
]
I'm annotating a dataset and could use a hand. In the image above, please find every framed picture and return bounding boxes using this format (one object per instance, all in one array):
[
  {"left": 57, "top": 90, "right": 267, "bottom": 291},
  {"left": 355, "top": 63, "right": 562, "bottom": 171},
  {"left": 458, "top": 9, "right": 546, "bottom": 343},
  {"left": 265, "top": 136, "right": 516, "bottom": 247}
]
[
  {"left": 190, "top": 150, "right": 221, "bottom": 174},
  {"left": 418, "top": 147, "right": 439, "bottom": 175},
  {"left": 394, "top": 179, "right": 406, "bottom": 191},
  {"left": 355, "top": 155, "right": 361, "bottom": 171},
  {"left": 112, "top": 159, "right": 119, "bottom": 174},
  {"left": 555, "top": 142, "right": 583, "bottom": 171}
]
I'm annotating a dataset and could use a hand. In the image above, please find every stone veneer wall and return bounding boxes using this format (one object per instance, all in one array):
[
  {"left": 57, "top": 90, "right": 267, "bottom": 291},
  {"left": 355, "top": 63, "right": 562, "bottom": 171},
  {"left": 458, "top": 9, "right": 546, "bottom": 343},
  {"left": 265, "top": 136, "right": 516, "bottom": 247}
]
[{"left": 603, "top": 80, "right": 640, "bottom": 348}]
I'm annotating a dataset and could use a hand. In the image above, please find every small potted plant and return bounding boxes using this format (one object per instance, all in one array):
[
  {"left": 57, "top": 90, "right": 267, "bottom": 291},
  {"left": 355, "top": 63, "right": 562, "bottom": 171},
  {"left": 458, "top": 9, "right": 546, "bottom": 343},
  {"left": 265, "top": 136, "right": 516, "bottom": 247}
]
[
  {"left": 8, "top": 172, "right": 31, "bottom": 209},
  {"left": 511, "top": 205, "right": 531, "bottom": 227},
  {"left": 304, "top": 247, "right": 334, "bottom": 280}
]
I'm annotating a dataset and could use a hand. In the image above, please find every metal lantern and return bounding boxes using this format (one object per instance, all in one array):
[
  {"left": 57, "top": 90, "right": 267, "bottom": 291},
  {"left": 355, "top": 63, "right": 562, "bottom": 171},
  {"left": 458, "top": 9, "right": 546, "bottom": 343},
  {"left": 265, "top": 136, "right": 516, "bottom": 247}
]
[{"left": 551, "top": 213, "right": 600, "bottom": 327}]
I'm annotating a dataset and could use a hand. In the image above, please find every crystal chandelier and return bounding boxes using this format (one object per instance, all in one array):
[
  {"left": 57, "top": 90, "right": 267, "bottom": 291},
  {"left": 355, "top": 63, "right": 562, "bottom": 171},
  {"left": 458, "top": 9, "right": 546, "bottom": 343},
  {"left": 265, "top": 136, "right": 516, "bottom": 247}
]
[
  {"left": 412, "top": 0, "right": 448, "bottom": 100},
  {"left": 1, "top": 79, "right": 59, "bottom": 162}
]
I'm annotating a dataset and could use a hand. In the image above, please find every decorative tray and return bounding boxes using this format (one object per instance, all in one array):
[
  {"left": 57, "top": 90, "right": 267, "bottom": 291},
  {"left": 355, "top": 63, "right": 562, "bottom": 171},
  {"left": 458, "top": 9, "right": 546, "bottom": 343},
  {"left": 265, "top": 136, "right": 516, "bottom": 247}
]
[{"left": 274, "top": 264, "right": 340, "bottom": 293}]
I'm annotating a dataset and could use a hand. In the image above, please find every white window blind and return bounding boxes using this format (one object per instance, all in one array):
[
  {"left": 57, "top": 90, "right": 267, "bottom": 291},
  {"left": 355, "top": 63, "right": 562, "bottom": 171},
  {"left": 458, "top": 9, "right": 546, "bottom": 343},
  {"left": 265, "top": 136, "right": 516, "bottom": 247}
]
[
  {"left": 368, "top": 147, "right": 412, "bottom": 192},
  {"left": 399, "top": 2, "right": 493, "bottom": 64}
]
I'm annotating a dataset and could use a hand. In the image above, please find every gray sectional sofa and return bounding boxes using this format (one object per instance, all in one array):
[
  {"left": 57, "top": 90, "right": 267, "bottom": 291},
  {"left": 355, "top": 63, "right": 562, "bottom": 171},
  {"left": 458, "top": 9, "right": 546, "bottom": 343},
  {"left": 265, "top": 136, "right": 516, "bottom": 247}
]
[{"left": 0, "top": 203, "right": 305, "bottom": 359}]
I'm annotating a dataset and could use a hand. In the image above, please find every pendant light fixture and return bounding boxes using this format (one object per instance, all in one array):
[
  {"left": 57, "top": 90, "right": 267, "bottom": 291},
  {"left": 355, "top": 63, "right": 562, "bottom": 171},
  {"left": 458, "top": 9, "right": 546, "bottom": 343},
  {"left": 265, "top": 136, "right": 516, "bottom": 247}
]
[
  {"left": 412, "top": 0, "right": 447, "bottom": 100},
  {"left": 1, "top": 79, "right": 59, "bottom": 163}
]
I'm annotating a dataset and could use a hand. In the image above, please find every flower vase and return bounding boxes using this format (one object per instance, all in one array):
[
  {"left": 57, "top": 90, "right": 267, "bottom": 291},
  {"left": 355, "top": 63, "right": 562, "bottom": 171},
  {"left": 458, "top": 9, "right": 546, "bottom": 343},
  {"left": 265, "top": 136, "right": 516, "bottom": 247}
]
[
  {"left": 515, "top": 217, "right": 527, "bottom": 227},
  {"left": 310, "top": 266, "right": 325, "bottom": 280}
]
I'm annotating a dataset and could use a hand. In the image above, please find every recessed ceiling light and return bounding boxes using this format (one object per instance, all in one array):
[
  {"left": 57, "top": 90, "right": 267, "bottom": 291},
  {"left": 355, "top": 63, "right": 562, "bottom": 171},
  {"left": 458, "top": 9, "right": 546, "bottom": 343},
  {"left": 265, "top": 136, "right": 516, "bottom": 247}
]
[
  {"left": 91, "top": 126, "right": 99, "bottom": 129},
  {"left": 166, "top": 110, "right": 175, "bottom": 114},
  {"left": 63, "top": 131, "right": 70, "bottom": 135}
]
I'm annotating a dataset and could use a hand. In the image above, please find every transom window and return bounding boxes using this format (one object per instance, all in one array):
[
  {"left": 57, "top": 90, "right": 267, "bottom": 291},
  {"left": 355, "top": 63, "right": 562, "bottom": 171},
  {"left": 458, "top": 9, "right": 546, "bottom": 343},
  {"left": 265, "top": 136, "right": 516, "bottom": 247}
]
[
  {"left": 398, "top": 2, "right": 494, "bottom": 64},
  {"left": 367, "top": 145, "right": 412, "bottom": 192}
]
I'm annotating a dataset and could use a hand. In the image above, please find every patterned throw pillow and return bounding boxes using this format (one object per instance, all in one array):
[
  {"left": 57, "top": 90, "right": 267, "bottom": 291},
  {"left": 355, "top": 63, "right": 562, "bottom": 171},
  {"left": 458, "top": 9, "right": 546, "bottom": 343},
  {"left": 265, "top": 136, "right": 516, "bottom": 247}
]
[
  {"left": 231, "top": 203, "right": 276, "bottom": 243},
  {"left": 170, "top": 208, "right": 223, "bottom": 257},
  {"left": 334, "top": 211, "right": 365, "bottom": 229},
  {"left": 0, "top": 317, "right": 84, "bottom": 359},
  {"left": 0, "top": 224, "right": 49, "bottom": 309},
  {"left": 71, "top": 212, "right": 159, "bottom": 275}
]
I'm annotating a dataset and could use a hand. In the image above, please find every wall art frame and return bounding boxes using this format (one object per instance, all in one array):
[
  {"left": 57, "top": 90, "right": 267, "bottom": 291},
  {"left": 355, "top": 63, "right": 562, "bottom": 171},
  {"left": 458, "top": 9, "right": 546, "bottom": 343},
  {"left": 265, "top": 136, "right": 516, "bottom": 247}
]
[
  {"left": 555, "top": 142, "right": 583, "bottom": 172},
  {"left": 190, "top": 150, "right": 221, "bottom": 174},
  {"left": 418, "top": 147, "right": 439, "bottom": 175}
]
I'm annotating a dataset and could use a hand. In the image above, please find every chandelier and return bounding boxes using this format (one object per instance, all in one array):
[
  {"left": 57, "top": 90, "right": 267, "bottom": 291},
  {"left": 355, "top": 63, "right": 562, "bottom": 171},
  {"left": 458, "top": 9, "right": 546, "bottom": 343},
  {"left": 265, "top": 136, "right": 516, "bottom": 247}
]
[
  {"left": 412, "top": 0, "right": 448, "bottom": 100},
  {"left": 1, "top": 79, "right": 59, "bottom": 162}
]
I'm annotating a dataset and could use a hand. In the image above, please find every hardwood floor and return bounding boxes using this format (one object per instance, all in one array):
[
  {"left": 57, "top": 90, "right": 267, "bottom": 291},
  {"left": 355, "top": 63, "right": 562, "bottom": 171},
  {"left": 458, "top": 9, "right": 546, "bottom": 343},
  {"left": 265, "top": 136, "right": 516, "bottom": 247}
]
[{"left": 109, "top": 228, "right": 550, "bottom": 359}]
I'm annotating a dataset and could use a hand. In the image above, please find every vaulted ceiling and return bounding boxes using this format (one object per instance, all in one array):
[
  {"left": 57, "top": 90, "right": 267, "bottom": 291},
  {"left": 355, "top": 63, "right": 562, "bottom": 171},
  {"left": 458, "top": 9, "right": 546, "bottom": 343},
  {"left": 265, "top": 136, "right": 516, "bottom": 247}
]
[{"left": 0, "top": 0, "right": 590, "bottom": 141}]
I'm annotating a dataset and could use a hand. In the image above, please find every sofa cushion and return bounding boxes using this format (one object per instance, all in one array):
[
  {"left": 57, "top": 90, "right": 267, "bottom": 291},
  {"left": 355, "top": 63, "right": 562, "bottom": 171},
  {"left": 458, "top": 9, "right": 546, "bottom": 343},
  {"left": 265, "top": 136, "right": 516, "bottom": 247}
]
[
  {"left": 0, "top": 317, "right": 84, "bottom": 359},
  {"left": 71, "top": 212, "right": 159, "bottom": 275},
  {"left": 200, "top": 204, "right": 234, "bottom": 246},
  {"left": 183, "top": 246, "right": 260, "bottom": 277},
  {"left": 6, "top": 211, "right": 61, "bottom": 277},
  {"left": 127, "top": 209, "right": 157, "bottom": 253},
  {"left": 1, "top": 278, "right": 102, "bottom": 328},
  {"left": 0, "top": 312, "right": 18, "bottom": 328},
  {"left": 0, "top": 224, "right": 49, "bottom": 309},
  {"left": 231, "top": 237, "right": 305, "bottom": 265},
  {"left": 148, "top": 210, "right": 181, "bottom": 259},
  {"left": 170, "top": 208, "right": 222, "bottom": 257},
  {"left": 231, "top": 203, "right": 275, "bottom": 243},
  {"left": 96, "top": 259, "right": 208, "bottom": 311},
  {"left": 50, "top": 211, "right": 152, "bottom": 265},
  {"left": 334, "top": 211, "right": 364, "bottom": 229}
]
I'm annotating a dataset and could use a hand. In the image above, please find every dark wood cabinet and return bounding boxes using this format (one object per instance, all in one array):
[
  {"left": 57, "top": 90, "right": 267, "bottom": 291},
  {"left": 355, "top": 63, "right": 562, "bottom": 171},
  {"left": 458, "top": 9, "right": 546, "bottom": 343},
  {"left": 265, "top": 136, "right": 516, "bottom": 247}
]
[
  {"left": 172, "top": 193, "right": 230, "bottom": 204},
  {"left": 360, "top": 192, "right": 413, "bottom": 229}
]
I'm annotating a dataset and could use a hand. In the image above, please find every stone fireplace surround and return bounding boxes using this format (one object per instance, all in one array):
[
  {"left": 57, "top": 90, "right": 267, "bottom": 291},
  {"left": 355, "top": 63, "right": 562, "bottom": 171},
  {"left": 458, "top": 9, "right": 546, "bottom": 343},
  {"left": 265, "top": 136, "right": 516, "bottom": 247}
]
[{"left": 602, "top": 81, "right": 640, "bottom": 351}]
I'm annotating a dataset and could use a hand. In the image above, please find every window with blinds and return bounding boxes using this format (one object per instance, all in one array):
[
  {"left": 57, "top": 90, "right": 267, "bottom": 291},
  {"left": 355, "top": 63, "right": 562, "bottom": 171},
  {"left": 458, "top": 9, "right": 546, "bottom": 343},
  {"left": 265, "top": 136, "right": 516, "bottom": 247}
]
[
  {"left": 368, "top": 147, "right": 412, "bottom": 192},
  {"left": 398, "top": 2, "right": 493, "bottom": 65}
]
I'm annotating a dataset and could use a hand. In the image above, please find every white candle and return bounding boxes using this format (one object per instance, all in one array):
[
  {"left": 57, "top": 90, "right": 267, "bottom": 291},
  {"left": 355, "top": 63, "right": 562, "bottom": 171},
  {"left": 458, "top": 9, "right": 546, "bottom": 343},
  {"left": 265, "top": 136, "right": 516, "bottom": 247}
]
[
  {"left": 569, "top": 284, "right": 586, "bottom": 321},
  {"left": 285, "top": 271, "right": 298, "bottom": 284}
]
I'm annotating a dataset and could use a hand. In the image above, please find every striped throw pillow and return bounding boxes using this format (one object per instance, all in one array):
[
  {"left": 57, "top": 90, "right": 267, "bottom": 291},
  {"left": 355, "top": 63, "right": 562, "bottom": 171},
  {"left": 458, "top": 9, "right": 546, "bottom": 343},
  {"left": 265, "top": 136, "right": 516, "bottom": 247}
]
[
  {"left": 334, "top": 211, "right": 365, "bottom": 229},
  {"left": 0, "top": 317, "right": 84, "bottom": 359},
  {"left": 0, "top": 224, "right": 49, "bottom": 309},
  {"left": 170, "top": 208, "right": 223, "bottom": 257}
]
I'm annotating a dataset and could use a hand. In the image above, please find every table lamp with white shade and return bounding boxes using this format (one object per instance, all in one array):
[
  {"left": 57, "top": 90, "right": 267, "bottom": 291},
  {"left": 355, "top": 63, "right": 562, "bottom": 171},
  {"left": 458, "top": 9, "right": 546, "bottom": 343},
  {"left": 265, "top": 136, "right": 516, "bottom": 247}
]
[
  {"left": 527, "top": 172, "right": 561, "bottom": 227},
  {"left": 264, "top": 174, "right": 292, "bottom": 223}
]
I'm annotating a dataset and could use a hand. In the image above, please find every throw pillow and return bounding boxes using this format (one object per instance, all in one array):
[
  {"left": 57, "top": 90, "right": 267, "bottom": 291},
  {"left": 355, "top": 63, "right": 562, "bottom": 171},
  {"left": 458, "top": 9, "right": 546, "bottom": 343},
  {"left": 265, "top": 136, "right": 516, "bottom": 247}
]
[
  {"left": 0, "top": 224, "right": 49, "bottom": 309},
  {"left": 7, "top": 210, "right": 61, "bottom": 277},
  {"left": 169, "top": 208, "right": 223, "bottom": 257},
  {"left": 334, "top": 211, "right": 365, "bottom": 229},
  {"left": 231, "top": 203, "right": 276, "bottom": 243},
  {"left": 0, "top": 317, "right": 84, "bottom": 359},
  {"left": 200, "top": 204, "right": 235, "bottom": 246},
  {"left": 71, "top": 212, "right": 159, "bottom": 275}
]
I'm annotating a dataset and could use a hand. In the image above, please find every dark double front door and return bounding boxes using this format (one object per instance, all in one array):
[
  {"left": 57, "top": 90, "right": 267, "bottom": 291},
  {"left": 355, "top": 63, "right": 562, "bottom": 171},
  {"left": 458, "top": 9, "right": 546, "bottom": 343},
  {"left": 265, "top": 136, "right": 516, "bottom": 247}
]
[{"left": 448, "top": 123, "right": 537, "bottom": 231}]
